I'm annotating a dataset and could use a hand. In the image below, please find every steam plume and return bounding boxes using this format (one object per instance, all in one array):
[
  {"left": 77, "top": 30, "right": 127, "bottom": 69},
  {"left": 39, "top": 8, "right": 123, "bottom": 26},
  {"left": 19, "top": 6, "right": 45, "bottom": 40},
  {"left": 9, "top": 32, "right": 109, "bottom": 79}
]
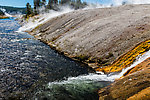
[{"left": 112, "top": 0, "right": 150, "bottom": 5}]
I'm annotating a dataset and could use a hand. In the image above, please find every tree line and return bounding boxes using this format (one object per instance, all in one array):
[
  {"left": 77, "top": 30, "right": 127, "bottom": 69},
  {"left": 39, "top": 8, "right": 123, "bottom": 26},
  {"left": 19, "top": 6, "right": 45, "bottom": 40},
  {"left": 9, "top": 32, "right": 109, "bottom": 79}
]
[{"left": 26, "top": 0, "right": 87, "bottom": 18}]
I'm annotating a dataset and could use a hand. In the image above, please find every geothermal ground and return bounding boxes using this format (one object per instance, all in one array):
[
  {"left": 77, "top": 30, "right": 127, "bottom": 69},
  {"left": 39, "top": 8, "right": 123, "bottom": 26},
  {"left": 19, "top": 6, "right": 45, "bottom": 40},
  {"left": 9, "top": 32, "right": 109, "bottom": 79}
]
[
  {"left": 31, "top": 4, "right": 150, "bottom": 70},
  {"left": 29, "top": 4, "right": 150, "bottom": 100}
]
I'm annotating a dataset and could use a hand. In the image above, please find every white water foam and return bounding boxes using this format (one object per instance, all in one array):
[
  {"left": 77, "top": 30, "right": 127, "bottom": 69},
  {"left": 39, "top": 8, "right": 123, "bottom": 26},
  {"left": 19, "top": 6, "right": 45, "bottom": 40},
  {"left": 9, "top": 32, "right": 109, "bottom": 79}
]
[
  {"left": 111, "top": 50, "right": 150, "bottom": 79},
  {"left": 113, "top": 0, "right": 150, "bottom": 5},
  {"left": 48, "top": 50, "right": 150, "bottom": 86}
]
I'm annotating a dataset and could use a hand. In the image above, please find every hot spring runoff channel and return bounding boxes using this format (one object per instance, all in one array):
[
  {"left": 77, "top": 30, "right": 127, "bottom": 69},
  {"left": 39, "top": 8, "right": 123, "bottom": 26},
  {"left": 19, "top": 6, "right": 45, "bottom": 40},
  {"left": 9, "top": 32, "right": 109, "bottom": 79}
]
[{"left": 0, "top": 18, "right": 111, "bottom": 99}]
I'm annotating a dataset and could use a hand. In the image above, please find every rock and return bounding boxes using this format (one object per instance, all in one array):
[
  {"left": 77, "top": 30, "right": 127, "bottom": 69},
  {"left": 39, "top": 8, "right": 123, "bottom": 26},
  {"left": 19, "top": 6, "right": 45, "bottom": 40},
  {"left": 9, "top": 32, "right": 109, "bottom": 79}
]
[
  {"left": 123, "top": 57, "right": 150, "bottom": 76},
  {"left": 98, "top": 57, "right": 150, "bottom": 100},
  {"left": 96, "top": 40, "right": 150, "bottom": 73}
]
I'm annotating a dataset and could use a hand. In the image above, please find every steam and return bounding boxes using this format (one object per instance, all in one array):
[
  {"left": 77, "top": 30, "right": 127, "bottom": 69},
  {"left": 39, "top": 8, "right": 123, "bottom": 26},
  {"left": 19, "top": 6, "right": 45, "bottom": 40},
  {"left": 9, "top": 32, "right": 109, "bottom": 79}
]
[
  {"left": 0, "top": 8, "right": 12, "bottom": 17},
  {"left": 18, "top": 4, "right": 109, "bottom": 32},
  {"left": 19, "top": 0, "right": 150, "bottom": 32},
  {"left": 112, "top": 0, "right": 150, "bottom": 5},
  {"left": 18, "top": 6, "right": 74, "bottom": 32},
  {"left": 83, "top": 3, "right": 111, "bottom": 10}
]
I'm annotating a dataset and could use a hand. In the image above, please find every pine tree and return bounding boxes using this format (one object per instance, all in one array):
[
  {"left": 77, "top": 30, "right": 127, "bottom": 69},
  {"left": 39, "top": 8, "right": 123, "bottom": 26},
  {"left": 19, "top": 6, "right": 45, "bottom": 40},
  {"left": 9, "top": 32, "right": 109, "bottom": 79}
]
[
  {"left": 76, "top": 0, "right": 81, "bottom": 9},
  {"left": 76, "top": 0, "right": 81, "bottom": 4},
  {"left": 34, "top": 0, "right": 41, "bottom": 8},
  {"left": 60, "top": 0, "right": 71, "bottom": 5},
  {"left": 41, "top": 0, "right": 46, "bottom": 7},
  {"left": 0, "top": 10, "right": 4, "bottom": 16},
  {"left": 54, "top": 0, "right": 58, "bottom": 5},
  {"left": 34, "top": 0, "right": 41, "bottom": 14},
  {"left": 47, "top": 0, "right": 54, "bottom": 9},
  {"left": 26, "top": 3, "right": 32, "bottom": 17}
]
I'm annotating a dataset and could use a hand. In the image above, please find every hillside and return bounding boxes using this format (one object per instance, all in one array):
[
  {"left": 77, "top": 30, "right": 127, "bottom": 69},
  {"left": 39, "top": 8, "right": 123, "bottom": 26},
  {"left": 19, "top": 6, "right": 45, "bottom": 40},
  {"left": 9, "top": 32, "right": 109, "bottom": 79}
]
[
  {"left": 27, "top": 4, "right": 150, "bottom": 100},
  {"left": 0, "top": 5, "right": 26, "bottom": 14},
  {"left": 31, "top": 4, "right": 150, "bottom": 72}
]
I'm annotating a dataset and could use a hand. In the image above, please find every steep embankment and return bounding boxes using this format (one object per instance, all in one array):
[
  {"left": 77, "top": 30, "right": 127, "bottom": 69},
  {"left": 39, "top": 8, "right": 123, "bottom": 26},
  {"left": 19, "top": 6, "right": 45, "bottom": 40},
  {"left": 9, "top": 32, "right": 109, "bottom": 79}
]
[
  {"left": 29, "top": 4, "right": 150, "bottom": 100},
  {"left": 31, "top": 4, "right": 150, "bottom": 72},
  {"left": 98, "top": 57, "right": 150, "bottom": 100},
  {"left": 96, "top": 39, "right": 150, "bottom": 73}
]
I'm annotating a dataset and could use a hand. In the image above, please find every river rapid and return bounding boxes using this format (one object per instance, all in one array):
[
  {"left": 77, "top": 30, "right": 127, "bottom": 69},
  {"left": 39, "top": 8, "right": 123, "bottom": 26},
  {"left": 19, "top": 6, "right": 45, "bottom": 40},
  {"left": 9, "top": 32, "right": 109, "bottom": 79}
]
[
  {"left": 0, "top": 18, "right": 111, "bottom": 99},
  {"left": 1, "top": 15, "right": 150, "bottom": 99}
]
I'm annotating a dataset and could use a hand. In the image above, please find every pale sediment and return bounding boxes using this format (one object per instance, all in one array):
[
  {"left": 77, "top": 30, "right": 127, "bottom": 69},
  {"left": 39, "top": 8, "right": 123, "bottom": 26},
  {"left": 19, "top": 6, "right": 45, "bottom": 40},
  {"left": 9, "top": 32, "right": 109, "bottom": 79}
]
[
  {"left": 31, "top": 4, "right": 150, "bottom": 72},
  {"left": 28, "top": 4, "right": 150, "bottom": 100}
]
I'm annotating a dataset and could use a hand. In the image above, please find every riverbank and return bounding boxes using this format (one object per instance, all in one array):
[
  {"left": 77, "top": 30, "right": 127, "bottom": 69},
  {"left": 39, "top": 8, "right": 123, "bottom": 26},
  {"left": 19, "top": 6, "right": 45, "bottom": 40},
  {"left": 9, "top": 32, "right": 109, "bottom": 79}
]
[
  {"left": 98, "top": 57, "right": 150, "bottom": 100},
  {"left": 0, "top": 16, "right": 9, "bottom": 19},
  {"left": 23, "top": 4, "right": 150, "bottom": 100},
  {"left": 0, "top": 18, "right": 100, "bottom": 99},
  {"left": 29, "top": 4, "right": 150, "bottom": 72},
  {"left": 96, "top": 39, "right": 150, "bottom": 73}
]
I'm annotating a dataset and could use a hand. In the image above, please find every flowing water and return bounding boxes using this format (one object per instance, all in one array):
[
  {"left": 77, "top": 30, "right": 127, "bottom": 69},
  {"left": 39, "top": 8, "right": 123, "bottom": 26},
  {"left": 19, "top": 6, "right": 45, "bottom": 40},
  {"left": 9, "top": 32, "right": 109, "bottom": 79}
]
[
  {"left": 1, "top": 17, "right": 150, "bottom": 100},
  {"left": 0, "top": 18, "right": 111, "bottom": 99}
]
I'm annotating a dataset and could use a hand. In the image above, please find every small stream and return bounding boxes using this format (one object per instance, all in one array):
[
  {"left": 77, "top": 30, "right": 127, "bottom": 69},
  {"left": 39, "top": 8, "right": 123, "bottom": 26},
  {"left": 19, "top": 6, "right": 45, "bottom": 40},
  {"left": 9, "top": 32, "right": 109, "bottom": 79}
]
[{"left": 0, "top": 18, "right": 111, "bottom": 99}]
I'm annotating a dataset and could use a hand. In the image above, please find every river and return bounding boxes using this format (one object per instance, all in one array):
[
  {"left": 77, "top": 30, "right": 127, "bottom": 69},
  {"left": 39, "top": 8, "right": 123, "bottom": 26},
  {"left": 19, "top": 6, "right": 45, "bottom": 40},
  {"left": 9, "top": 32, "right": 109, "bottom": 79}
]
[{"left": 0, "top": 18, "right": 111, "bottom": 99}]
